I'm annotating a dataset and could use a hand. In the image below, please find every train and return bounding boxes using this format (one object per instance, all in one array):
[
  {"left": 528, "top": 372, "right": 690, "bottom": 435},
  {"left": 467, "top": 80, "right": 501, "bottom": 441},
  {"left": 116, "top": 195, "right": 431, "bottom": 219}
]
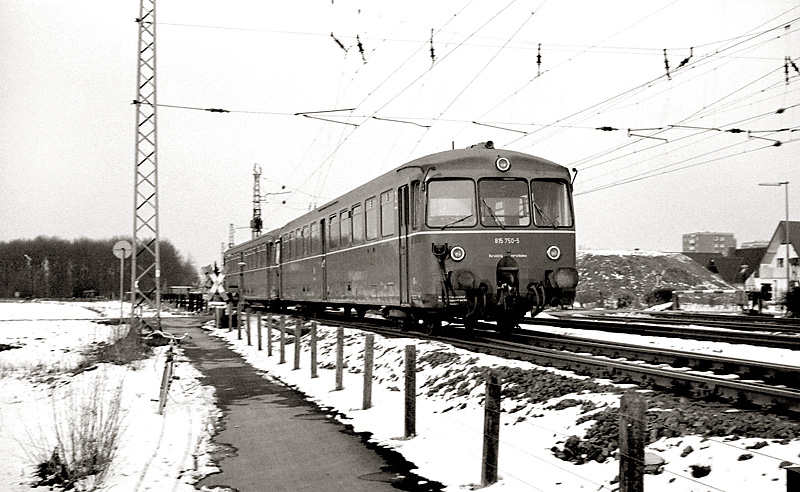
[{"left": 222, "top": 141, "right": 578, "bottom": 332}]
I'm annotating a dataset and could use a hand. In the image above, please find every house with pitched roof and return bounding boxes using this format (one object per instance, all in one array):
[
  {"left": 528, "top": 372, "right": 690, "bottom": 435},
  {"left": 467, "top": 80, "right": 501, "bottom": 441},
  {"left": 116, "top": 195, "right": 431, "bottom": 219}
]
[{"left": 744, "top": 221, "right": 800, "bottom": 298}]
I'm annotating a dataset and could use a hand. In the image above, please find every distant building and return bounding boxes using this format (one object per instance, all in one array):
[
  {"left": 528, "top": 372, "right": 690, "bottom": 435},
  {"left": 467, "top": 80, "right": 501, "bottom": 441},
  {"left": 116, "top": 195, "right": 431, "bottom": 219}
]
[
  {"left": 682, "top": 232, "right": 737, "bottom": 256},
  {"left": 744, "top": 221, "right": 800, "bottom": 298},
  {"left": 739, "top": 241, "right": 769, "bottom": 249}
]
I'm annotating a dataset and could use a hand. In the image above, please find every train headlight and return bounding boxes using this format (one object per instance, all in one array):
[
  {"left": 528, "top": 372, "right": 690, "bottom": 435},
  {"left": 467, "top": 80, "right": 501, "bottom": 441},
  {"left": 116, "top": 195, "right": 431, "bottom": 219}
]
[
  {"left": 546, "top": 245, "right": 561, "bottom": 261},
  {"left": 450, "top": 245, "right": 466, "bottom": 262},
  {"left": 495, "top": 157, "right": 511, "bottom": 172}
]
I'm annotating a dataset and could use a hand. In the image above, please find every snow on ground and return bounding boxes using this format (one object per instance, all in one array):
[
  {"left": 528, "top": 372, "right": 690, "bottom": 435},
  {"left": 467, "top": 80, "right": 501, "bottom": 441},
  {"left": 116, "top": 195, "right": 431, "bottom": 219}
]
[
  {"left": 1, "top": 300, "right": 799, "bottom": 492},
  {"left": 0, "top": 300, "right": 218, "bottom": 492},
  {"left": 208, "top": 314, "right": 800, "bottom": 492}
]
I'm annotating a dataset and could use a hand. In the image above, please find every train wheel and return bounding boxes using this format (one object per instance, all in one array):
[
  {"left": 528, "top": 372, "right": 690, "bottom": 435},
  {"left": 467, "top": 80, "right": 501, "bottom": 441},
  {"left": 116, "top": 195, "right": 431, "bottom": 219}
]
[
  {"left": 496, "top": 318, "right": 516, "bottom": 334},
  {"left": 398, "top": 313, "right": 415, "bottom": 332},
  {"left": 355, "top": 306, "right": 367, "bottom": 318},
  {"left": 423, "top": 319, "right": 441, "bottom": 336}
]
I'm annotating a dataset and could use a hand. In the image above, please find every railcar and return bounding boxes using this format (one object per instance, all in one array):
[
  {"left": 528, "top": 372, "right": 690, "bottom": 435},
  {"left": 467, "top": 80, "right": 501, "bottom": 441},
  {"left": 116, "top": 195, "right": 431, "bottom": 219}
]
[{"left": 223, "top": 141, "right": 578, "bottom": 331}]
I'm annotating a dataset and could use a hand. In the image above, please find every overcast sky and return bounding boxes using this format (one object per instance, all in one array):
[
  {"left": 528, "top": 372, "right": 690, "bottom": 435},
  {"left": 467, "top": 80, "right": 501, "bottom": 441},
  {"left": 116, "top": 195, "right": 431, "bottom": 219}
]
[{"left": 2, "top": 0, "right": 799, "bottom": 269}]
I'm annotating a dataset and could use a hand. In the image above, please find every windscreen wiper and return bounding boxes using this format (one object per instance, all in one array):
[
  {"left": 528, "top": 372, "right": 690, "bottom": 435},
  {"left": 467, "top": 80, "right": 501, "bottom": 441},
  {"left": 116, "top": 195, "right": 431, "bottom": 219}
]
[
  {"left": 533, "top": 203, "right": 558, "bottom": 229},
  {"left": 482, "top": 199, "right": 505, "bottom": 229},
  {"left": 442, "top": 214, "right": 473, "bottom": 229}
]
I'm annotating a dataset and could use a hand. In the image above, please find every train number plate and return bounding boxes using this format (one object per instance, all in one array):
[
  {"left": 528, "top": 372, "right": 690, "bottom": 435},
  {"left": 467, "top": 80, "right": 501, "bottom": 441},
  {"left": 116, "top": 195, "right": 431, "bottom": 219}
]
[{"left": 494, "top": 237, "right": 520, "bottom": 244}]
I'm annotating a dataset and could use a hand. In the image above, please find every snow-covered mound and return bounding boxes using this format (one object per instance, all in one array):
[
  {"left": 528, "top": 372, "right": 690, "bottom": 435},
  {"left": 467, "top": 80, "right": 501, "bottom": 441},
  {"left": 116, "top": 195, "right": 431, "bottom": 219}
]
[{"left": 576, "top": 250, "right": 734, "bottom": 307}]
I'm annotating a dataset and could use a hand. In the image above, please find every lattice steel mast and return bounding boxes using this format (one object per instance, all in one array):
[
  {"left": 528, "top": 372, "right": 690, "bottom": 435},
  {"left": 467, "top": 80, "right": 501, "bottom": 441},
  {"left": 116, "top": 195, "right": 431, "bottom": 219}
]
[
  {"left": 251, "top": 164, "right": 263, "bottom": 239},
  {"left": 131, "top": 0, "right": 161, "bottom": 329}
]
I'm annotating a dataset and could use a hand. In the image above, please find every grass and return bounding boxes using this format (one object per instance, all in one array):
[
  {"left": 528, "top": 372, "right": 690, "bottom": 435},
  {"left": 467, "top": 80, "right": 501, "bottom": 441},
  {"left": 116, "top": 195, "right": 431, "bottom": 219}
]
[
  {"left": 28, "top": 368, "right": 125, "bottom": 491},
  {"left": 77, "top": 323, "right": 152, "bottom": 370},
  {"left": 12, "top": 324, "right": 147, "bottom": 490}
]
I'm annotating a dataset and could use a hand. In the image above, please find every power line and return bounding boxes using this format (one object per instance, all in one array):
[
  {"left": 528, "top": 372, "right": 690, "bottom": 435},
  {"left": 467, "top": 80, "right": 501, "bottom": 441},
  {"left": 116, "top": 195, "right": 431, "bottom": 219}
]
[{"left": 409, "top": 1, "right": 542, "bottom": 156}]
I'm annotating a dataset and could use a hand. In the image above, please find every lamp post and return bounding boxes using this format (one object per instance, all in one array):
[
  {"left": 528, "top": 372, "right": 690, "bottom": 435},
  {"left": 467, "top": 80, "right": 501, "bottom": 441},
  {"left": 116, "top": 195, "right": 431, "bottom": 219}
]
[{"left": 759, "top": 181, "right": 790, "bottom": 304}]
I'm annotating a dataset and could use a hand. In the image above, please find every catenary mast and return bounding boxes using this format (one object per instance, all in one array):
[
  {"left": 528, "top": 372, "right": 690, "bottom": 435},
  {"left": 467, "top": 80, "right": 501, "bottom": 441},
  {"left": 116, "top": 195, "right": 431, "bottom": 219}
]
[
  {"left": 252, "top": 164, "right": 263, "bottom": 239},
  {"left": 131, "top": 0, "right": 161, "bottom": 330}
]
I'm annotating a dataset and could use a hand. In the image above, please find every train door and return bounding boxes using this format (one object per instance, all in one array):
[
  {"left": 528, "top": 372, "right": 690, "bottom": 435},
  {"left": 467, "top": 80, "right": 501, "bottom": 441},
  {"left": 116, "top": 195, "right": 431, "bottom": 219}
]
[
  {"left": 275, "top": 239, "right": 282, "bottom": 297},
  {"left": 399, "top": 184, "right": 411, "bottom": 305},
  {"left": 267, "top": 242, "right": 274, "bottom": 298},
  {"left": 321, "top": 218, "right": 328, "bottom": 301}
]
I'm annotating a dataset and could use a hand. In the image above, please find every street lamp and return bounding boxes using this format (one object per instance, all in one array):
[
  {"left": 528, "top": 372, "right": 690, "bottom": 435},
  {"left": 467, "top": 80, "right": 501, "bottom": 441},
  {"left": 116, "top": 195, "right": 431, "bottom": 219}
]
[{"left": 759, "top": 181, "right": 790, "bottom": 305}]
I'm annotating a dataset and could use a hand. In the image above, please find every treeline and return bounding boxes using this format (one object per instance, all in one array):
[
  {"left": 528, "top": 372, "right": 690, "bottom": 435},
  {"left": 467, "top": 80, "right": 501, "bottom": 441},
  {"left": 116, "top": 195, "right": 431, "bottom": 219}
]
[{"left": 0, "top": 237, "right": 199, "bottom": 299}]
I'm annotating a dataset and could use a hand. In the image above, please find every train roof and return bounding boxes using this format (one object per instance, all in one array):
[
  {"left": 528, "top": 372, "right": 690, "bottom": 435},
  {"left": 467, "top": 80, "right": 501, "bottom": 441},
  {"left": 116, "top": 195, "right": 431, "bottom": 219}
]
[
  {"left": 395, "top": 141, "right": 567, "bottom": 175},
  {"left": 225, "top": 142, "right": 569, "bottom": 255}
]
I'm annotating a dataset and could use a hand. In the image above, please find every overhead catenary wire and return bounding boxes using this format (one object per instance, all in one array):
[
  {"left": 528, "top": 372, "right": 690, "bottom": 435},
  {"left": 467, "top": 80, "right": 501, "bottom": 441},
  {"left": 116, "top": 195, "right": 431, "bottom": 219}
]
[
  {"left": 153, "top": 3, "right": 800, "bottom": 221},
  {"left": 570, "top": 74, "right": 799, "bottom": 187},
  {"left": 502, "top": 14, "right": 800, "bottom": 157},
  {"left": 406, "top": 1, "right": 543, "bottom": 157}
]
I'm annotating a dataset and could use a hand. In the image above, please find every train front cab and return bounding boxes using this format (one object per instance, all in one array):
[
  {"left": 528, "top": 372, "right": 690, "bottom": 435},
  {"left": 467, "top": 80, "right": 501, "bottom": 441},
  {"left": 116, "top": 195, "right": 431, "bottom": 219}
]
[{"left": 403, "top": 152, "right": 578, "bottom": 328}]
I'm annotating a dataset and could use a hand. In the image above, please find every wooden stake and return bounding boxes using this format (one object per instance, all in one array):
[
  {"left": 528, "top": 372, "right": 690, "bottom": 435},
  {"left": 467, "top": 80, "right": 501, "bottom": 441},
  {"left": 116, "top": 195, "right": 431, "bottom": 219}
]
[
  {"left": 257, "top": 312, "right": 262, "bottom": 351},
  {"left": 310, "top": 321, "right": 318, "bottom": 378},
  {"left": 279, "top": 315, "right": 286, "bottom": 364},
  {"left": 481, "top": 370, "right": 501, "bottom": 487},
  {"left": 404, "top": 345, "right": 416, "bottom": 438},
  {"left": 236, "top": 302, "right": 242, "bottom": 339},
  {"left": 335, "top": 326, "right": 344, "bottom": 390},
  {"left": 267, "top": 312, "right": 273, "bottom": 356},
  {"left": 245, "top": 307, "right": 251, "bottom": 345},
  {"left": 293, "top": 319, "right": 301, "bottom": 370},
  {"left": 363, "top": 334, "right": 374, "bottom": 410},
  {"left": 619, "top": 392, "right": 646, "bottom": 492}
]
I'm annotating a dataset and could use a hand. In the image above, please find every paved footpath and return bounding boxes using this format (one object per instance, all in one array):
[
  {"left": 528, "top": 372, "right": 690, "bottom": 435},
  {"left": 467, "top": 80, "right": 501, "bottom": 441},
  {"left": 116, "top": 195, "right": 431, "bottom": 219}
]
[{"left": 162, "top": 317, "right": 443, "bottom": 492}]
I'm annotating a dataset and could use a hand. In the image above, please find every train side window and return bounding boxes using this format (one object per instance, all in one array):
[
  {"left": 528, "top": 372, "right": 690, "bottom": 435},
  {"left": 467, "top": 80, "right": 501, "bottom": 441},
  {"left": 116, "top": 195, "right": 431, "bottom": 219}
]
[
  {"left": 365, "top": 197, "right": 378, "bottom": 240},
  {"left": 329, "top": 213, "right": 339, "bottom": 249},
  {"left": 380, "top": 190, "right": 395, "bottom": 237},
  {"left": 288, "top": 231, "right": 295, "bottom": 260},
  {"left": 427, "top": 179, "right": 477, "bottom": 228},
  {"left": 352, "top": 203, "right": 364, "bottom": 244},
  {"left": 267, "top": 242, "right": 273, "bottom": 266},
  {"left": 340, "top": 210, "right": 352, "bottom": 247},
  {"left": 410, "top": 180, "right": 421, "bottom": 230},
  {"left": 530, "top": 180, "right": 573, "bottom": 228},
  {"left": 276, "top": 240, "right": 282, "bottom": 264},
  {"left": 310, "top": 222, "right": 319, "bottom": 254},
  {"left": 295, "top": 228, "right": 302, "bottom": 257},
  {"left": 302, "top": 226, "right": 309, "bottom": 256},
  {"left": 283, "top": 234, "right": 289, "bottom": 260}
]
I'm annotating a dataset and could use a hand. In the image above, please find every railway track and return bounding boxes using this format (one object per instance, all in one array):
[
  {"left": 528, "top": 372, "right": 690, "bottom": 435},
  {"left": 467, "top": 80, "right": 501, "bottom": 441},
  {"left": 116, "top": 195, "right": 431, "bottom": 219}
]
[
  {"left": 293, "top": 309, "right": 800, "bottom": 415},
  {"left": 524, "top": 314, "right": 800, "bottom": 350},
  {"left": 636, "top": 310, "right": 800, "bottom": 332}
]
